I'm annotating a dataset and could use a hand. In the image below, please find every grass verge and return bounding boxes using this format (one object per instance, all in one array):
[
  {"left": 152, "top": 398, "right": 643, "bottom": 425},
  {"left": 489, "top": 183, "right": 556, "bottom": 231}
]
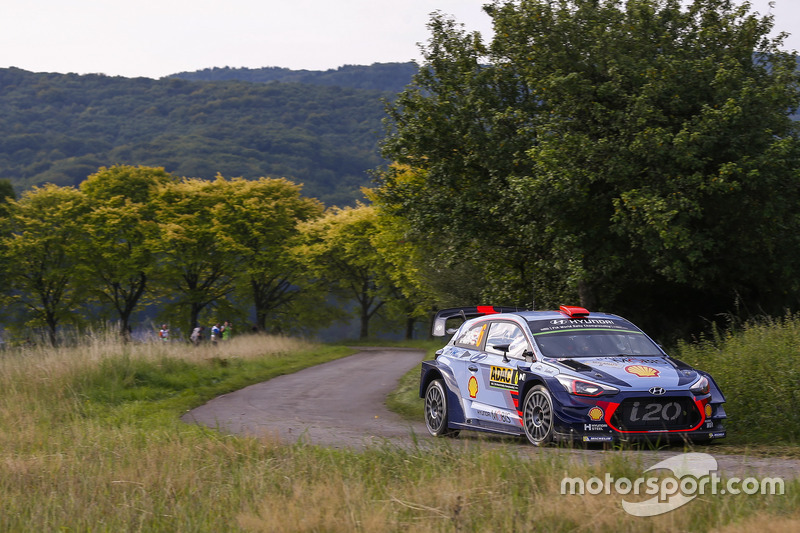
[{"left": 0, "top": 333, "right": 796, "bottom": 531}]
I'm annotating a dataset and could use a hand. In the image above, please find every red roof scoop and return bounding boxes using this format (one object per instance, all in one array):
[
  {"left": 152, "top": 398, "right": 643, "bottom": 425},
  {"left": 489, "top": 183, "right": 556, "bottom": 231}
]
[{"left": 560, "top": 305, "right": 590, "bottom": 318}]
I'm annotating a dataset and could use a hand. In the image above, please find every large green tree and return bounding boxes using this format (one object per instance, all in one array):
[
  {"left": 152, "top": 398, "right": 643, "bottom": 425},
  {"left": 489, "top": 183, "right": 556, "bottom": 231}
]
[
  {"left": 149, "top": 178, "right": 240, "bottom": 334},
  {"left": 79, "top": 166, "right": 176, "bottom": 339},
  {"left": 0, "top": 185, "right": 90, "bottom": 345},
  {"left": 207, "top": 176, "right": 324, "bottom": 332},
  {"left": 377, "top": 0, "right": 800, "bottom": 336},
  {"left": 297, "top": 204, "right": 401, "bottom": 339}
]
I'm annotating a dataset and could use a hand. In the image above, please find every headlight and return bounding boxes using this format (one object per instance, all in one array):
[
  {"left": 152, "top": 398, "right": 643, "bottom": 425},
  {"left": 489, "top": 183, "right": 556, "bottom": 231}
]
[
  {"left": 690, "top": 375, "right": 710, "bottom": 396},
  {"left": 555, "top": 375, "right": 619, "bottom": 397}
]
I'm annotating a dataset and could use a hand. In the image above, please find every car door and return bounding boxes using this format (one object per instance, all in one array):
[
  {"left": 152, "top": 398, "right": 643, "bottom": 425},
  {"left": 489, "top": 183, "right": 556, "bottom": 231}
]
[
  {"left": 471, "top": 320, "right": 531, "bottom": 431},
  {"left": 447, "top": 320, "right": 490, "bottom": 406}
]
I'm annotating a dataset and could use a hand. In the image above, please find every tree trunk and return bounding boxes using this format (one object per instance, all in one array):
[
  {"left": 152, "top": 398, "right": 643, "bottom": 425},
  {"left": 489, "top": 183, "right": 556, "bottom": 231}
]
[
  {"left": 190, "top": 303, "right": 202, "bottom": 333},
  {"left": 405, "top": 316, "right": 415, "bottom": 340},
  {"left": 359, "top": 308, "right": 369, "bottom": 339},
  {"left": 46, "top": 314, "right": 58, "bottom": 347},
  {"left": 119, "top": 315, "right": 132, "bottom": 343}
]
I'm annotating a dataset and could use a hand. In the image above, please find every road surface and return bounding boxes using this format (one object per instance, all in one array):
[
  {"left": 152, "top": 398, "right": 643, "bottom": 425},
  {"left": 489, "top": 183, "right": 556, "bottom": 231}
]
[
  {"left": 182, "top": 347, "right": 427, "bottom": 448},
  {"left": 182, "top": 347, "right": 800, "bottom": 480}
]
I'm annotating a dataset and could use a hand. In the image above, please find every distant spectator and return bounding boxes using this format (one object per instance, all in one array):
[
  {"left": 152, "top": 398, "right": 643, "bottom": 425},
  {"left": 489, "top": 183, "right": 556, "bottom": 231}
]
[
  {"left": 158, "top": 324, "right": 169, "bottom": 342},
  {"left": 221, "top": 321, "right": 232, "bottom": 340},
  {"left": 190, "top": 326, "right": 204, "bottom": 346},
  {"left": 210, "top": 323, "right": 221, "bottom": 345}
]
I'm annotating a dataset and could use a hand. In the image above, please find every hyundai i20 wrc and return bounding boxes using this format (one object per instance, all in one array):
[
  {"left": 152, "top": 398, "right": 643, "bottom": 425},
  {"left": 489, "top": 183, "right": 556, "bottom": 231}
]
[{"left": 420, "top": 306, "right": 726, "bottom": 445}]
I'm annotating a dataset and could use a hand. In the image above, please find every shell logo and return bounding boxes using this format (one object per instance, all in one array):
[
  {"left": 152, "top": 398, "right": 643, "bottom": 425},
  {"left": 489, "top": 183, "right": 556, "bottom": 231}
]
[
  {"left": 468, "top": 376, "right": 478, "bottom": 398},
  {"left": 588, "top": 407, "right": 604, "bottom": 421},
  {"left": 625, "top": 365, "right": 660, "bottom": 378}
]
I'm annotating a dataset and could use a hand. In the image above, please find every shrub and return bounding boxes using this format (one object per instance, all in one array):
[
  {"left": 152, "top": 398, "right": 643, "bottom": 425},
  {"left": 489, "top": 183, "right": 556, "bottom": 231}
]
[{"left": 675, "top": 313, "right": 800, "bottom": 444}]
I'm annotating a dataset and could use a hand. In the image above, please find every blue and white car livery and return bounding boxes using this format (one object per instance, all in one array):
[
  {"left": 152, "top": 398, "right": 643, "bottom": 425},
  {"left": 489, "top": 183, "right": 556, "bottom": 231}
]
[{"left": 420, "top": 305, "right": 726, "bottom": 445}]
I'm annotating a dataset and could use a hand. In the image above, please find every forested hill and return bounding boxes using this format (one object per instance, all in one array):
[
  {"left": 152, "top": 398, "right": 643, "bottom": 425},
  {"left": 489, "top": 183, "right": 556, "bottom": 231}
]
[
  {"left": 168, "top": 62, "right": 418, "bottom": 93},
  {"left": 0, "top": 63, "right": 417, "bottom": 206}
]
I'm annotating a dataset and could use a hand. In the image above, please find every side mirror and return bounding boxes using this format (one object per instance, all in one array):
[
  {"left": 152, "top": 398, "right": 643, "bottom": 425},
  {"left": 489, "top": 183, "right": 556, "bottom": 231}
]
[{"left": 492, "top": 344, "right": 511, "bottom": 363}]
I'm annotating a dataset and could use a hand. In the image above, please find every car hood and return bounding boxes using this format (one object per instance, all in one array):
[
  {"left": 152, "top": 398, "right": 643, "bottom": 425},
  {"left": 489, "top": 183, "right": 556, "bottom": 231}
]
[{"left": 548, "top": 355, "right": 699, "bottom": 389}]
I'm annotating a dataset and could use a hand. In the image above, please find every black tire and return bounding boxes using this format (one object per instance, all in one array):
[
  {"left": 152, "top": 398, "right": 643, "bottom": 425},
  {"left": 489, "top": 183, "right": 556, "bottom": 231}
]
[
  {"left": 522, "top": 385, "right": 554, "bottom": 446},
  {"left": 424, "top": 379, "right": 459, "bottom": 437}
]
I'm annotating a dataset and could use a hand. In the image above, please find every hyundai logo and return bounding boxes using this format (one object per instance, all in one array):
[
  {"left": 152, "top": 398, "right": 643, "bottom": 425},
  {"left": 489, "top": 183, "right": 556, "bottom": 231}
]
[
  {"left": 550, "top": 319, "right": 569, "bottom": 325},
  {"left": 649, "top": 387, "right": 666, "bottom": 396}
]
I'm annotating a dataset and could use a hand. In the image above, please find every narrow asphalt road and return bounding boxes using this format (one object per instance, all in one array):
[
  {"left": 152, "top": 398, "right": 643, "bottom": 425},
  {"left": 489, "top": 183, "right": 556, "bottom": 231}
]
[
  {"left": 182, "top": 347, "right": 428, "bottom": 448},
  {"left": 182, "top": 347, "right": 800, "bottom": 480}
]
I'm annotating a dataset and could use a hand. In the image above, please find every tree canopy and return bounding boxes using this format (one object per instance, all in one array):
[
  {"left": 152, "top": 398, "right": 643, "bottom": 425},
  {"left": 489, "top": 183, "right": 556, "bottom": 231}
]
[
  {"left": 0, "top": 167, "right": 342, "bottom": 343},
  {"left": 376, "top": 0, "right": 800, "bottom": 336},
  {"left": 296, "top": 204, "right": 414, "bottom": 338},
  {"left": 169, "top": 62, "right": 417, "bottom": 93},
  {"left": 205, "top": 176, "right": 324, "bottom": 332},
  {"left": 0, "top": 185, "right": 90, "bottom": 344},
  {"left": 78, "top": 166, "right": 177, "bottom": 338}
]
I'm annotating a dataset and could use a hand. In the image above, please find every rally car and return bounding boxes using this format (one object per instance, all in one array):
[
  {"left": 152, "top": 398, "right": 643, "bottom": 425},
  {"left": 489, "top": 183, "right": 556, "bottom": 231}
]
[{"left": 420, "top": 305, "right": 726, "bottom": 445}]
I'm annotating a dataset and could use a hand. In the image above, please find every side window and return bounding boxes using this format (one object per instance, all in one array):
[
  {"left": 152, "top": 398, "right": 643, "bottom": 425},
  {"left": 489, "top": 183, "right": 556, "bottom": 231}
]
[
  {"left": 485, "top": 322, "right": 530, "bottom": 359},
  {"left": 454, "top": 322, "right": 488, "bottom": 349}
]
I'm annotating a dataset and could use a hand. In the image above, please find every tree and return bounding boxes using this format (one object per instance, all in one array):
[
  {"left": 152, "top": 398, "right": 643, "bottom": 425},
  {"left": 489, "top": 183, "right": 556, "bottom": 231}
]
[
  {"left": 0, "top": 185, "right": 90, "bottom": 345},
  {"left": 206, "top": 176, "right": 323, "bottom": 332},
  {"left": 365, "top": 167, "right": 449, "bottom": 338},
  {"left": 377, "top": 0, "right": 800, "bottom": 336},
  {"left": 79, "top": 166, "right": 177, "bottom": 339},
  {"left": 0, "top": 179, "right": 14, "bottom": 204},
  {"left": 149, "top": 178, "right": 239, "bottom": 334},
  {"left": 296, "top": 204, "right": 399, "bottom": 339},
  {"left": 0, "top": 180, "right": 16, "bottom": 291}
]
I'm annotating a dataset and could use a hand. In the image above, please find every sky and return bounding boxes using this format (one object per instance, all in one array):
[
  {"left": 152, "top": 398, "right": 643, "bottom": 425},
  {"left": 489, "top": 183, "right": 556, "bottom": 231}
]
[{"left": 1, "top": 0, "right": 797, "bottom": 79}]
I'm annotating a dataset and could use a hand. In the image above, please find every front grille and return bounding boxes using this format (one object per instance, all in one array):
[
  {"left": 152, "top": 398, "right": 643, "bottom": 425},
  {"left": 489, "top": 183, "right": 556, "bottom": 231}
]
[{"left": 611, "top": 397, "right": 701, "bottom": 431}]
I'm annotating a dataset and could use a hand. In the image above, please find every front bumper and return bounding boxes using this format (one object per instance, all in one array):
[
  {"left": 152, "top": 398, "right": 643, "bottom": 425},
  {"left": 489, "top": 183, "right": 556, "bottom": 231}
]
[{"left": 549, "top": 389, "right": 727, "bottom": 443}]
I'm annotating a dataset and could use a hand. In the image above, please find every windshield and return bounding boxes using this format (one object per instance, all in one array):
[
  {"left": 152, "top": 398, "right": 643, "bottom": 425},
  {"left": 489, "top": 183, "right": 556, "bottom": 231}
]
[
  {"left": 527, "top": 319, "right": 662, "bottom": 358},
  {"left": 533, "top": 331, "right": 661, "bottom": 358}
]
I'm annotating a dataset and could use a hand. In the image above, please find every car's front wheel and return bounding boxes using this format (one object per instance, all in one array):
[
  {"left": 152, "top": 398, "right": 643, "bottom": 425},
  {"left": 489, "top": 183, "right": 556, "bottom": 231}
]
[
  {"left": 522, "top": 385, "right": 554, "bottom": 446},
  {"left": 424, "top": 379, "right": 459, "bottom": 437}
]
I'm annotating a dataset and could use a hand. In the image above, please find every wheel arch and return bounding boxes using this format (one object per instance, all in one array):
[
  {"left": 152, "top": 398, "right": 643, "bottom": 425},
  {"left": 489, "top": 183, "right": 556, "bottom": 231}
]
[
  {"left": 420, "top": 361, "right": 466, "bottom": 426},
  {"left": 518, "top": 372, "right": 549, "bottom": 403},
  {"left": 701, "top": 371, "right": 727, "bottom": 404},
  {"left": 419, "top": 362, "right": 444, "bottom": 398}
]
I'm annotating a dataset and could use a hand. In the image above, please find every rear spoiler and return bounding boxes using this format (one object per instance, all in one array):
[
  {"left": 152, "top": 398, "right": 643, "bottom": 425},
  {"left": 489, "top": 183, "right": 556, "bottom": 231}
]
[{"left": 432, "top": 306, "right": 528, "bottom": 336}]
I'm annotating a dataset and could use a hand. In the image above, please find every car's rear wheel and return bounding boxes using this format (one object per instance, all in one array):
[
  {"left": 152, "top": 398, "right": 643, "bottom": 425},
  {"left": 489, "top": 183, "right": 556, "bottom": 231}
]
[
  {"left": 424, "top": 379, "right": 459, "bottom": 437},
  {"left": 522, "top": 385, "right": 554, "bottom": 446}
]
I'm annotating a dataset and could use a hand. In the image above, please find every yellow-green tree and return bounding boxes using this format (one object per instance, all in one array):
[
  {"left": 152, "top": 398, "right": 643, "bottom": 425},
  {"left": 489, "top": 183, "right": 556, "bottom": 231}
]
[
  {"left": 149, "top": 177, "right": 239, "bottom": 333},
  {"left": 207, "top": 176, "right": 323, "bottom": 332},
  {"left": 0, "top": 185, "right": 90, "bottom": 345},
  {"left": 365, "top": 169, "right": 441, "bottom": 338},
  {"left": 79, "top": 165, "right": 177, "bottom": 339},
  {"left": 0, "top": 180, "right": 16, "bottom": 295},
  {"left": 296, "top": 204, "right": 400, "bottom": 339}
]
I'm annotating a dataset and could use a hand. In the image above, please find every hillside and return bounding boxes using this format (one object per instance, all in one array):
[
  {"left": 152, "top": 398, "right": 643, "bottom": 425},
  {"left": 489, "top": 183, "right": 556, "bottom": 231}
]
[
  {"left": 0, "top": 63, "right": 417, "bottom": 206},
  {"left": 168, "top": 62, "right": 418, "bottom": 93}
]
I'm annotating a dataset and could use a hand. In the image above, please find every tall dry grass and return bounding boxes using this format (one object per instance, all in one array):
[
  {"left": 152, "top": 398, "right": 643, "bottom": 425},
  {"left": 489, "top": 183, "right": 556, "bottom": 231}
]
[{"left": 0, "top": 334, "right": 796, "bottom": 531}]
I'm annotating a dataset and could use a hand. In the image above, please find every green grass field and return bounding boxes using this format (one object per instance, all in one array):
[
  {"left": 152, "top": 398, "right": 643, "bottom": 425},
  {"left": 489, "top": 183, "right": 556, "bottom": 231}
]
[{"left": 0, "top": 324, "right": 798, "bottom": 531}]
